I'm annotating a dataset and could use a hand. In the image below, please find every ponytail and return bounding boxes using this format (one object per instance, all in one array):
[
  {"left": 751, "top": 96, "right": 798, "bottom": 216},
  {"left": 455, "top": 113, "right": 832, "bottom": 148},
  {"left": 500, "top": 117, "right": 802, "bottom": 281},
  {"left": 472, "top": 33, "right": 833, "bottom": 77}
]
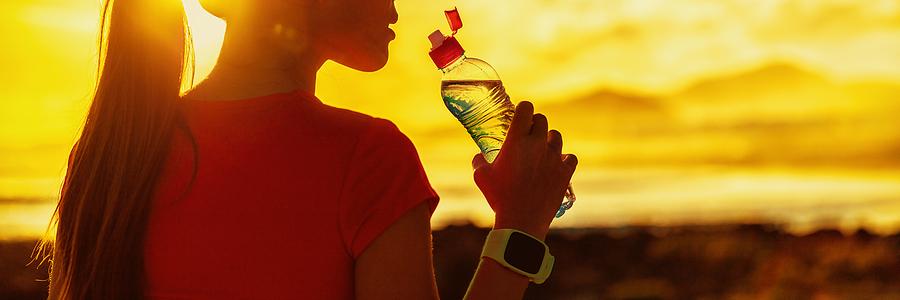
[{"left": 36, "top": 0, "right": 194, "bottom": 298}]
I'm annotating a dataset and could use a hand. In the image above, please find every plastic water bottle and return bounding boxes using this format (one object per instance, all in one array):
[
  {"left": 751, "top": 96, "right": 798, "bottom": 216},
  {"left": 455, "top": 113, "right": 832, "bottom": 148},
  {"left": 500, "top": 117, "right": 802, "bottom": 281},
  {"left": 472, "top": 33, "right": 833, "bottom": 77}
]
[{"left": 428, "top": 8, "right": 575, "bottom": 218}]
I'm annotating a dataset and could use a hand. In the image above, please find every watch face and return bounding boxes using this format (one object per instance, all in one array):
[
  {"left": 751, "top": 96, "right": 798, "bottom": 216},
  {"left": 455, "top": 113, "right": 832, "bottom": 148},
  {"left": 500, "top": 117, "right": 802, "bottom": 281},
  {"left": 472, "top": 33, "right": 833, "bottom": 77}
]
[{"left": 504, "top": 231, "right": 545, "bottom": 274}]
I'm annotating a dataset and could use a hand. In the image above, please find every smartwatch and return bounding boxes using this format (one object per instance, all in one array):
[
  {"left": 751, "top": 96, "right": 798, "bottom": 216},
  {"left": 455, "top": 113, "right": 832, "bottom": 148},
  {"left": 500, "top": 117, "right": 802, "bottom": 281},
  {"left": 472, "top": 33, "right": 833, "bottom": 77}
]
[{"left": 480, "top": 229, "right": 554, "bottom": 284}]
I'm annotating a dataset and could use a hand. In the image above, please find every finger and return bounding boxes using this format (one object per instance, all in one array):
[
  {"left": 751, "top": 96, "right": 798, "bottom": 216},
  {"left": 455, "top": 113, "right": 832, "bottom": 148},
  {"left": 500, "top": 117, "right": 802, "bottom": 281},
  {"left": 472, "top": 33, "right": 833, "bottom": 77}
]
[
  {"left": 472, "top": 152, "right": 489, "bottom": 170},
  {"left": 507, "top": 101, "right": 534, "bottom": 139},
  {"left": 530, "top": 113, "right": 548, "bottom": 138},
  {"left": 562, "top": 154, "right": 578, "bottom": 173},
  {"left": 472, "top": 153, "right": 492, "bottom": 186},
  {"left": 547, "top": 130, "right": 563, "bottom": 157}
]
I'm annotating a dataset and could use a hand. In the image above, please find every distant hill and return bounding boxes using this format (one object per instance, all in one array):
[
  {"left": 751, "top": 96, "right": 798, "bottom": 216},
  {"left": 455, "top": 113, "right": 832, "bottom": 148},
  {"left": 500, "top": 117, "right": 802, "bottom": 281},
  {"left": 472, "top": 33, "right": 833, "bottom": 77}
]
[
  {"left": 537, "top": 62, "right": 900, "bottom": 166},
  {"left": 3, "top": 224, "right": 898, "bottom": 299},
  {"left": 677, "top": 63, "right": 833, "bottom": 101},
  {"left": 539, "top": 89, "right": 674, "bottom": 136},
  {"left": 544, "top": 89, "right": 666, "bottom": 114},
  {"left": 418, "top": 62, "right": 900, "bottom": 167}
]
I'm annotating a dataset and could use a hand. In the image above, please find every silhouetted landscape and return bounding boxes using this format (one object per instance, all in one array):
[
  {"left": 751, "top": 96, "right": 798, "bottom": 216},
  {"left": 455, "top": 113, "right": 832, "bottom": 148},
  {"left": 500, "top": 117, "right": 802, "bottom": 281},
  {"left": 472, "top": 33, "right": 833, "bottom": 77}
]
[
  {"left": 3, "top": 223, "right": 898, "bottom": 299},
  {"left": 530, "top": 63, "right": 900, "bottom": 168},
  {"left": 3, "top": 1, "right": 899, "bottom": 299}
]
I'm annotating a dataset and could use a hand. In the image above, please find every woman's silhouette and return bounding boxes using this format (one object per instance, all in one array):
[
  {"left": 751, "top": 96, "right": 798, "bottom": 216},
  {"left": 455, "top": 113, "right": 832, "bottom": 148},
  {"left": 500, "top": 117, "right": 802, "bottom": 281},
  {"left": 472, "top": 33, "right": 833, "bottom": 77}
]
[{"left": 42, "top": 0, "right": 577, "bottom": 299}]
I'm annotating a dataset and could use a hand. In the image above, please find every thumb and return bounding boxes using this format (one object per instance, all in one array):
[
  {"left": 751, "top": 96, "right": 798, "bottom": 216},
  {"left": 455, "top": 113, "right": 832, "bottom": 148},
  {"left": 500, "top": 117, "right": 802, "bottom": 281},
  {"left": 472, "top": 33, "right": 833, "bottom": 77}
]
[
  {"left": 472, "top": 152, "right": 491, "bottom": 192},
  {"left": 472, "top": 153, "right": 492, "bottom": 183},
  {"left": 472, "top": 152, "right": 490, "bottom": 171}
]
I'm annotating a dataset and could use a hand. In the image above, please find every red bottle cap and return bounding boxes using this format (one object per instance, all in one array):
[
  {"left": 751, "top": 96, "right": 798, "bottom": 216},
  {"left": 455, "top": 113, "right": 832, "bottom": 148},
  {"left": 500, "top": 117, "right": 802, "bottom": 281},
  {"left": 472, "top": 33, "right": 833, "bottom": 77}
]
[
  {"left": 445, "top": 7, "right": 463, "bottom": 34},
  {"left": 428, "top": 34, "right": 464, "bottom": 69},
  {"left": 427, "top": 7, "right": 466, "bottom": 69}
]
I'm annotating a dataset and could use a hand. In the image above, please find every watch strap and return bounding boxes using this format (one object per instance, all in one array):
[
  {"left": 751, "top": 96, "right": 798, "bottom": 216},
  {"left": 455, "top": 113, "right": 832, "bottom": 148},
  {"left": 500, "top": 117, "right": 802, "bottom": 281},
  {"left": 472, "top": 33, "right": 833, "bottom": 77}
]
[{"left": 480, "top": 229, "right": 554, "bottom": 284}]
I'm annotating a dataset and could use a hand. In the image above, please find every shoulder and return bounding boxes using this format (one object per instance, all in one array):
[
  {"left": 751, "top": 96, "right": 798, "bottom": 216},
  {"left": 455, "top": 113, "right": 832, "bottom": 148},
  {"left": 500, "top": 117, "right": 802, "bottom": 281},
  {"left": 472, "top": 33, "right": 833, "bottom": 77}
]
[
  {"left": 306, "top": 102, "right": 385, "bottom": 134},
  {"left": 354, "top": 117, "right": 419, "bottom": 164},
  {"left": 304, "top": 103, "right": 376, "bottom": 135},
  {"left": 310, "top": 103, "right": 415, "bottom": 154}
]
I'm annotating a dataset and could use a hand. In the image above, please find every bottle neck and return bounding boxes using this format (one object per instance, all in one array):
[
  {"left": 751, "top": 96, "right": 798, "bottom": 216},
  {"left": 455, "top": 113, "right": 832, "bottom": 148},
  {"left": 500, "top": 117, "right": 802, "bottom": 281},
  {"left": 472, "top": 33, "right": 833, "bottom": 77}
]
[{"left": 440, "top": 54, "right": 467, "bottom": 74}]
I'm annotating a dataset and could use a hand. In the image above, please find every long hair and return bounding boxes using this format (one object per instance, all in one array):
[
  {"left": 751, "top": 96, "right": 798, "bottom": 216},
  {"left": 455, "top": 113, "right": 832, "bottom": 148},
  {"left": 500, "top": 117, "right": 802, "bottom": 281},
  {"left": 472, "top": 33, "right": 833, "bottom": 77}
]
[{"left": 34, "top": 0, "right": 195, "bottom": 298}]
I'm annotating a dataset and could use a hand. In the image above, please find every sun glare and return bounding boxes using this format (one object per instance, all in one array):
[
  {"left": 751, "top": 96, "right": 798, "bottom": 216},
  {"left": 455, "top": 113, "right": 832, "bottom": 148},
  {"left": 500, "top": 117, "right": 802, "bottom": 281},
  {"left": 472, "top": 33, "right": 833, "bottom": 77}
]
[
  {"left": 1, "top": 0, "right": 899, "bottom": 239},
  {"left": 182, "top": 0, "right": 225, "bottom": 80}
]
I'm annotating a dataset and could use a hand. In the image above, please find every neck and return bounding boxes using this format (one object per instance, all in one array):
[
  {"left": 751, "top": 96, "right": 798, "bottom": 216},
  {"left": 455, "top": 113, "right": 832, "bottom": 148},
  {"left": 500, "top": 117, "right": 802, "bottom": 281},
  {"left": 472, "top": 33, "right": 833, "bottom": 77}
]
[{"left": 185, "top": 21, "right": 325, "bottom": 101}]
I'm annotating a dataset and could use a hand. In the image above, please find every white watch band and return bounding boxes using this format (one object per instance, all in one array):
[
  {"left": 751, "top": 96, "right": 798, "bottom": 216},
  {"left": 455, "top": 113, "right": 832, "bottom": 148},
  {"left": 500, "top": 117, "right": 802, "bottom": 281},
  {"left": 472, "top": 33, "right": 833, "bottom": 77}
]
[{"left": 480, "top": 229, "right": 554, "bottom": 284}]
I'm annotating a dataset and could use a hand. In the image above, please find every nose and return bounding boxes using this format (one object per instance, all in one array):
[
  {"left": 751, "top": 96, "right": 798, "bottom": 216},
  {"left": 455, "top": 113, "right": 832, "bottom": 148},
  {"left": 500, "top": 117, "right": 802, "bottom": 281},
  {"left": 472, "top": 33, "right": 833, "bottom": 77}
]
[{"left": 389, "top": 0, "right": 398, "bottom": 24}]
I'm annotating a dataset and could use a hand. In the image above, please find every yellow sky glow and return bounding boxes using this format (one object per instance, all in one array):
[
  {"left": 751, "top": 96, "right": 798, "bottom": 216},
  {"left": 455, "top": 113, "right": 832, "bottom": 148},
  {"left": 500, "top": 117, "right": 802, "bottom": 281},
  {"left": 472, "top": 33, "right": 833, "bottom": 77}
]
[{"left": 1, "top": 0, "right": 899, "bottom": 239}]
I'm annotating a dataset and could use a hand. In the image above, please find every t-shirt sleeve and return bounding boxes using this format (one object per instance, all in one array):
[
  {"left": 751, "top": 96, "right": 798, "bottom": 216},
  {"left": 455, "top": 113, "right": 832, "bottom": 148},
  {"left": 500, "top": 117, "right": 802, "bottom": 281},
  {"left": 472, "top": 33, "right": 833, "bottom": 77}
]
[{"left": 338, "top": 118, "right": 440, "bottom": 259}]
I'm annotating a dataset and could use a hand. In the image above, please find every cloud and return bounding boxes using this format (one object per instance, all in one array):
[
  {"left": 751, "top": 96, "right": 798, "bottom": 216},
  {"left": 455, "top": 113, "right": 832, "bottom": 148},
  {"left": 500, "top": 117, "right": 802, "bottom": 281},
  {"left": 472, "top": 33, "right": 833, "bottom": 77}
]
[{"left": 447, "top": 0, "right": 900, "bottom": 97}]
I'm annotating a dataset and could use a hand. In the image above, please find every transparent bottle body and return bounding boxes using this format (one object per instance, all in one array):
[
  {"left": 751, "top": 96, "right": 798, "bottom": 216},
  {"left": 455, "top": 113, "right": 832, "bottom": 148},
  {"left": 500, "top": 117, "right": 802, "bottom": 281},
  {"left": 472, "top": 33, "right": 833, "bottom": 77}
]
[
  {"left": 439, "top": 56, "right": 515, "bottom": 163},
  {"left": 439, "top": 55, "right": 576, "bottom": 218}
]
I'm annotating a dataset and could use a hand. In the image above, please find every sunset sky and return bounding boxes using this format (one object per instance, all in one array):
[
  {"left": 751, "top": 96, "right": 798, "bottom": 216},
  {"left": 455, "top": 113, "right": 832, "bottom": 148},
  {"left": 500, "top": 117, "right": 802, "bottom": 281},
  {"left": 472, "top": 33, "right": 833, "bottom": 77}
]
[{"left": 2, "top": 0, "right": 899, "bottom": 239}]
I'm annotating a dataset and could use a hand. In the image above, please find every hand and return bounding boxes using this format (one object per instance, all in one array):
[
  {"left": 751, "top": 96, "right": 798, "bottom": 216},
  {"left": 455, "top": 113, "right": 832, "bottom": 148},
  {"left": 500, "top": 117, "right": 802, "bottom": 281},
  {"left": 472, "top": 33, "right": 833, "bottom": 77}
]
[{"left": 471, "top": 101, "right": 578, "bottom": 240}]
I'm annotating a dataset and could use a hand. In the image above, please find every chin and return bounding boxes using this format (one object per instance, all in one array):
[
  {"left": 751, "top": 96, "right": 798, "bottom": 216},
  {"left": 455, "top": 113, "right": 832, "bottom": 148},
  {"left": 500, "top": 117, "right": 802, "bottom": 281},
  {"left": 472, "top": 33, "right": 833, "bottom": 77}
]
[
  {"left": 335, "top": 46, "right": 390, "bottom": 72},
  {"left": 350, "top": 58, "right": 388, "bottom": 72}
]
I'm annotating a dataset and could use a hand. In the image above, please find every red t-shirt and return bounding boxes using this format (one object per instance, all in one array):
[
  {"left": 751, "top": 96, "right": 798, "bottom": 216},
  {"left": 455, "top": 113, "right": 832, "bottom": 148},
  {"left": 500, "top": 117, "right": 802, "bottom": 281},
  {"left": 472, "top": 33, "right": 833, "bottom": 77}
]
[{"left": 143, "top": 90, "right": 440, "bottom": 299}]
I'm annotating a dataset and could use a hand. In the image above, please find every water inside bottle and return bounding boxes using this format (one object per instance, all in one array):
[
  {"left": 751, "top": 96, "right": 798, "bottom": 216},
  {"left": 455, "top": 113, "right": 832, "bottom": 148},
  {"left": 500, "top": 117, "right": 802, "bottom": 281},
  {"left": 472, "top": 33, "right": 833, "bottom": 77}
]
[{"left": 441, "top": 80, "right": 515, "bottom": 163}]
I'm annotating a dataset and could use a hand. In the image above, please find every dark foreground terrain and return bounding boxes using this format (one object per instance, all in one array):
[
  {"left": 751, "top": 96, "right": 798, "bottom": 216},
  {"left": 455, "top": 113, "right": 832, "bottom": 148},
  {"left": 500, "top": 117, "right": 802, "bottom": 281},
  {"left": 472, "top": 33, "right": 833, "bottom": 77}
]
[{"left": 3, "top": 223, "right": 898, "bottom": 299}]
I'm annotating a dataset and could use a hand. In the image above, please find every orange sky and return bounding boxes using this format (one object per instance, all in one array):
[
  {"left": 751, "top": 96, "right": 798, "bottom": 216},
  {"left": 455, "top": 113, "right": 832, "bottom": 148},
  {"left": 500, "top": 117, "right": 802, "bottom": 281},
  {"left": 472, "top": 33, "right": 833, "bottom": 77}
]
[{"left": 2, "top": 0, "right": 900, "bottom": 239}]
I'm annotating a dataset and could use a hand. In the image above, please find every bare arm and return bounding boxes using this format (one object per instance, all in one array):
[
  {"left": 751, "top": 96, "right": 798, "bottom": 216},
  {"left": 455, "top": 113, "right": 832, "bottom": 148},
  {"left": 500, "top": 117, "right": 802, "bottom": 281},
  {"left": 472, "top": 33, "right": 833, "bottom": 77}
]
[
  {"left": 356, "top": 101, "right": 577, "bottom": 300},
  {"left": 355, "top": 203, "right": 540, "bottom": 300},
  {"left": 355, "top": 203, "right": 439, "bottom": 299},
  {"left": 462, "top": 251, "right": 532, "bottom": 300}
]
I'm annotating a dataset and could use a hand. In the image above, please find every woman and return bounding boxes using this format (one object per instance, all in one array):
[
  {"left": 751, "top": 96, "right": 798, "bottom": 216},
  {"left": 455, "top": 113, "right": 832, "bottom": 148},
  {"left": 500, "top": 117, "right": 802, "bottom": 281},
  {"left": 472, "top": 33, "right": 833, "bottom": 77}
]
[{"left": 42, "top": 0, "right": 577, "bottom": 298}]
